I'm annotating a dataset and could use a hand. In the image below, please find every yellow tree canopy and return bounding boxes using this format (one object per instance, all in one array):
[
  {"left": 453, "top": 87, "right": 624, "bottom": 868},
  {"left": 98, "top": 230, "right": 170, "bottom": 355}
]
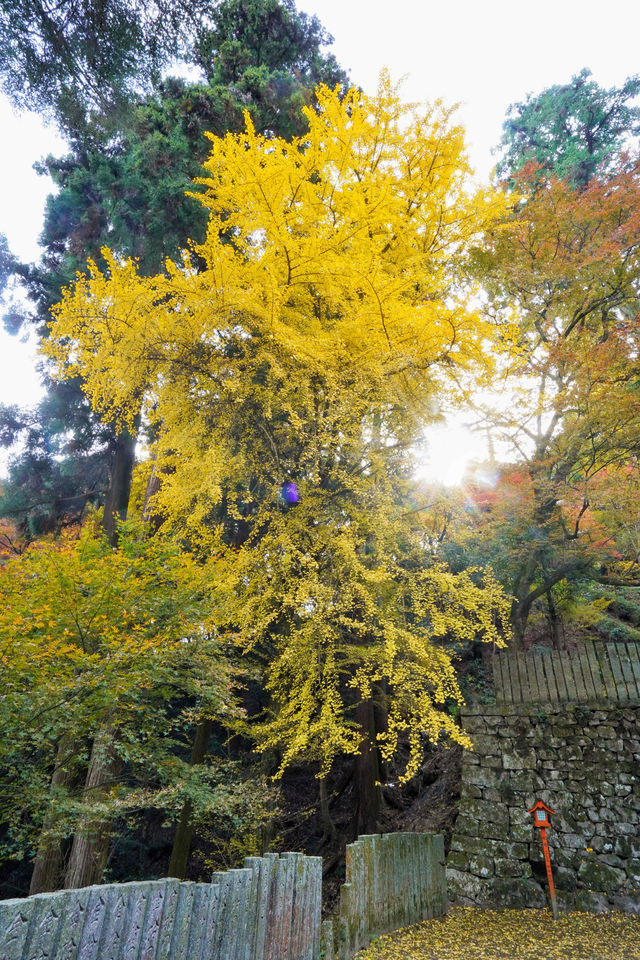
[
  {"left": 46, "top": 75, "right": 511, "bottom": 780},
  {"left": 47, "top": 74, "right": 508, "bottom": 525}
]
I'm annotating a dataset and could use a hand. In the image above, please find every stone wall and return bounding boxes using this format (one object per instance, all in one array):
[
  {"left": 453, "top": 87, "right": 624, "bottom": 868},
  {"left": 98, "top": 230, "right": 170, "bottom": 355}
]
[{"left": 448, "top": 703, "right": 640, "bottom": 913}]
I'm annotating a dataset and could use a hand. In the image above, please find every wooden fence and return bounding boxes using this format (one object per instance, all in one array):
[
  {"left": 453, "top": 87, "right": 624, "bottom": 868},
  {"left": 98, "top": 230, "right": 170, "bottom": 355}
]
[
  {"left": 321, "top": 832, "right": 447, "bottom": 959},
  {"left": 493, "top": 641, "right": 640, "bottom": 705},
  {"left": 0, "top": 833, "right": 446, "bottom": 960},
  {"left": 0, "top": 853, "right": 321, "bottom": 960}
]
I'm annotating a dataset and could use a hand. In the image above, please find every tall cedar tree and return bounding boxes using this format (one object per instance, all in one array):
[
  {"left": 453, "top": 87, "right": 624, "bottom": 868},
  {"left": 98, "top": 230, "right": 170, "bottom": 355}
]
[
  {"left": 1, "top": 0, "right": 349, "bottom": 541},
  {"left": 495, "top": 68, "right": 640, "bottom": 188}
]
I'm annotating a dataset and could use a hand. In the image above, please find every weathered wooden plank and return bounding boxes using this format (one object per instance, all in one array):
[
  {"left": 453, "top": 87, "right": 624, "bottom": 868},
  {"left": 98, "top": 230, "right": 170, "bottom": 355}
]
[
  {"left": 506, "top": 656, "right": 521, "bottom": 703},
  {"left": 140, "top": 881, "right": 169, "bottom": 960},
  {"left": 186, "top": 884, "right": 209, "bottom": 960},
  {"left": 169, "top": 883, "right": 195, "bottom": 960},
  {"left": 532, "top": 652, "right": 549, "bottom": 701},
  {"left": 156, "top": 880, "right": 180, "bottom": 960},
  {"left": 314, "top": 857, "right": 323, "bottom": 960},
  {"left": 492, "top": 655, "right": 505, "bottom": 702},
  {"left": 20, "top": 891, "right": 65, "bottom": 960},
  {"left": 626, "top": 642, "right": 640, "bottom": 699},
  {"left": 504, "top": 655, "right": 516, "bottom": 704},
  {"left": 202, "top": 882, "right": 220, "bottom": 960},
  {"left": 243, "top": 858, "right": 266, "bottom": 960},
  {"left": 608, "top": 643, "right": 628, "bottom": 700},
  {"left": 527, "top": 655, "right": 541, "bottom": 700},
  {"left": 548, "top": 651, "right": 568, "bottom": 701},
  {"left": 496, "top": 656, "right": 509, "bottom": 703},
  {"left": 290, "top": 855, "right": 308, "bottom": 960},
  {"left": 558, "top": 650, "right": 578, "bottom": 701},
  {"left": 93, "top": 885, "right": 129, "bottom": 960},
  {"left": 540, "top": 651, "right": 559, "bottom": 701},
  {"left": 571, "top": 650, "right": 590, "bottom": 701},
  {"left": 585, "top": 644, "right": 606, "bottom": 699},
  {"left": 515, "top": 655, "right": 530, "bottom": 701},
  {"left": 577, "top": 647, "right": 597, "bottom": 700},
  {"left": 521, "top": 655, "right": 536, "bottom": 701},
  {"left": 283, "top": 854, "right": 303, "bottom": 960},
  {"left": 76, "top": 885, "right": 111, "bottom": 960},
  {"left": 617, "top": 642, "right": 639, "bottom": 699},
  {"left": 594, "top": 642, "right": 618, "bottom": 700},
  {"left": 0, "top": 896, "right": 38, "bottom": 960}
]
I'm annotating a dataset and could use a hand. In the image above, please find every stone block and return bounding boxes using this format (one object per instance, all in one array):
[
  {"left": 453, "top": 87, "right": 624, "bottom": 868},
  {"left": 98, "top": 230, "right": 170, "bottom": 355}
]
[
  {"left": 465, "top": 766, "right": 503, "bottom": 788},
  {"left": 491, "top": 877, "right": 546, "bottom": 909},
  {"left": 502, "top": 750, "right": 536, "bottom": 771},
  {"left": 578, "top": 859, "right": 627, "bottom": 892},
  {"left": 625, "top": 859, "right": 640, "bottom": 883},
  {"left": 470, "top": 734, "right": 500, "bottom": 755},
  {"left": 446, "top": 851, "right": 469, "bottom": 873},
  {"left": 610, "top": 893, "right": 640, "bottom": 915},
  {"left": 446, "top": 869, "right": 482, "bottom": 904},
  {"left": 494, "top": 858, "right": 528, "bottom": 879},
  {"left": 573, "top": 890, "right": 611, "bottom": 913},
  {"left": 453, "top": 816, "right": 480, "bottom": 838},
  {"left": 468, "top": 856, "right": 494, "bottom": 879},
  {"left": 555, "top": 866, "right": 578, "bottom": 892},
  {"left": 463, "top": 799, "right": 508, "bottom": 825}
]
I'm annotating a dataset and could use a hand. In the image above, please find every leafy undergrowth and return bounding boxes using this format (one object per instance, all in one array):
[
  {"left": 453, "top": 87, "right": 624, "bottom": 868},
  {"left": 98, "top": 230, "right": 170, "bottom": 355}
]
[{"left": 356, "top": 907, "right": 640, "bottom": 960}]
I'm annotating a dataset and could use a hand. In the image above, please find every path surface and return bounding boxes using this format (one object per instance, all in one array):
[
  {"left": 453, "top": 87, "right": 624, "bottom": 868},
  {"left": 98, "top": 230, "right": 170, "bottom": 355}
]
[{"left": 356, "top": 907, "right": 640, "bottom": 960}]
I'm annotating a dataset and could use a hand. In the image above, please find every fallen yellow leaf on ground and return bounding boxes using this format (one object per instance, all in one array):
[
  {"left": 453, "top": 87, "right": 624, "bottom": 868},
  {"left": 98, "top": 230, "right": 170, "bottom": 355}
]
[{"left": 356, "top": 907, "right": 640, "bottom": 960}]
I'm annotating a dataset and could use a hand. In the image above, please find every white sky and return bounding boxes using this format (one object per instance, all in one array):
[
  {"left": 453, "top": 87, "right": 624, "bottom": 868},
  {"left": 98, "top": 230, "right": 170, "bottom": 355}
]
[{"left": 0, "top": 0, "right": 639, "bottom": 476}]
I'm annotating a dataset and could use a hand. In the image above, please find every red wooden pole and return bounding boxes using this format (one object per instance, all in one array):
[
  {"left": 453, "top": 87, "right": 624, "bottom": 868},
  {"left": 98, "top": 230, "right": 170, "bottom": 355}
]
[{"left": 540, "top": 826, "right": 558, "bottom": 920}]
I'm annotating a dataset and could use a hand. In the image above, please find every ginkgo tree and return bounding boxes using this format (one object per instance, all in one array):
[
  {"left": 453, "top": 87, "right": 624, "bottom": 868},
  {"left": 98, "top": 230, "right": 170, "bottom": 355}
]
[{"left": 47, "top": 74, "right": 511, "bottom": 835}]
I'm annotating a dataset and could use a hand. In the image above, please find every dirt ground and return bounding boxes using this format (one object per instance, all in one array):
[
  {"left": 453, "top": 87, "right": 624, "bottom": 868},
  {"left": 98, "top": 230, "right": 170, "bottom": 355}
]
[{"left": 355, "top": 907, "right": 640, "bottom": 960}]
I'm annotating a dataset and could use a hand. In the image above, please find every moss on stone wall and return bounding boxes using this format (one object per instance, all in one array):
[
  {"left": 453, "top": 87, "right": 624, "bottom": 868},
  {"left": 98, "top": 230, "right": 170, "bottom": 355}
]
[{"left": 447, "top": 704, "right": 640, "bottom": 914}]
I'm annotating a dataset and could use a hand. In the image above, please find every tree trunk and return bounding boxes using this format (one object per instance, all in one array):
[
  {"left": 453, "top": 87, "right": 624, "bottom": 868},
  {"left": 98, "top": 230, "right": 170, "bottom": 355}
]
[
  {"left": 354, "top": 698, "right": 380, "bottom": 836},
  {"left": 167, "top": 719, "right": 213, "bottom": 880},
  {"left": 318, "top": 775, "right": 337, "bottom": 845},
  {"left": 373, "top": 681, "right": 389, "bottom": 783},
  {"left": 102, "top": 420, "right": 139, "bottom": 546},
  {"left": 141, "top": 463, "right": 162, "bottom": 529},
  {"left": 546, "top": 587, "right": 562, "bottom": 649},
  {"left": 29, "top": 736, "right": 76, "bottom": 894},
  {"left": 62, "top": 419, "right": 140, "bottom": 888},
  {"left": 63, "top": 729, "right": 121, "bottom": 889}
]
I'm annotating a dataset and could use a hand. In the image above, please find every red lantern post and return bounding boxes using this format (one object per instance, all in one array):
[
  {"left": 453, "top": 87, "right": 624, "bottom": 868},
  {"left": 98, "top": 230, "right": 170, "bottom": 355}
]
[{"left": 528, "top": 800, "right": 558, "bottom": 920}]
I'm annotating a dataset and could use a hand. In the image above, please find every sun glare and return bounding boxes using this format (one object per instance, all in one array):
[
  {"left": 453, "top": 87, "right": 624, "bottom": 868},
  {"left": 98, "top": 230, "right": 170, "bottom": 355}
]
[{"left": 413, "top": 422, "right": 487, "bottom": 487}]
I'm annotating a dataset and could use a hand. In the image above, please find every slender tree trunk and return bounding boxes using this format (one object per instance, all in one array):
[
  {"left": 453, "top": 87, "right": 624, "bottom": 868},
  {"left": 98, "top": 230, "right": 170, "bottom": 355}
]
[
  {"left": 102, "top": 420, "right": 140, "bottom": 546},
  {"left": 167, "top": 719, "right": 213, "bottom": 880},
  {"left": 141, "top": 463, "right": 162, "bottom": 528},
  {"left": 546, "top": 588, "right": 561, "bottom": 649},
  {"left": 510, "top": 551, "right": 540, "bottom": 649},
  {"left": 354, "top": 698, "right": 380, "bottom": 836},
  {"left": 373, "top": 681, "right": 389, "bottom": 783},
  {"left": 318, "top": 775, "right": 337, "bottom": 845},
  {"left": 63, "top": 421, "right": 139, "bottom": 889},
  {"left": 29, "top": 736, "right": 76, "bottom": 894},
  {"left": 63, "top": 728, "right": 121, "bottom": 889}
]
